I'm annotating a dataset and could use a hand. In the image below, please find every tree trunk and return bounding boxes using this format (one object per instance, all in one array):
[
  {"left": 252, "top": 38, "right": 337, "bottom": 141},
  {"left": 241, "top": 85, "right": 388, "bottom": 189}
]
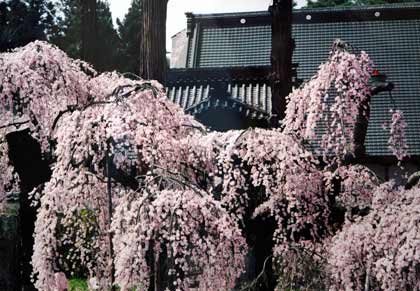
[
  {"left": 6, "top": 130, "right": 52, "bottom": 291},
  {"left": 352, "top": 93, "right": 371, "bottom": 160},
  {"left": 139, "top": 0, "right": 168, "bottom": 84},
  {"left": 80, "top": 0, "right": 97, "bottom": 65},
  {"left": 0, "top": 215, "right": 20, "bottom": 291},
  {"left": 270, "top": 0, "right": 294, "bottom": 127}
]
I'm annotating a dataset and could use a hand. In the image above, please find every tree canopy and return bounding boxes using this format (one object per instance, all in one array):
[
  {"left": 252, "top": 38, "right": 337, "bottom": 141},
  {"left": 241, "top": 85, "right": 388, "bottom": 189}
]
[
  {"left": 50, "top": 0, "right": 144, "bottom": 74},
  {"left": 51, "top": 0, "right": 121, "bottom": 72},
  {"left": 0, "top": 0, "right": 58, "bottom": 52},
  {"left": 0, "top": 41, "right": 417, "bottom": 291},
  {"left": 117, "top": 0, "right": 142, "bottom": 75}
]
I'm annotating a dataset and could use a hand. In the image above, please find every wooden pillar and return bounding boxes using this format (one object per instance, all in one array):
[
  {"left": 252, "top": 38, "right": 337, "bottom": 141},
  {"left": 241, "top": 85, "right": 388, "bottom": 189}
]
[{"left": 269, "top": 0, "right": 294, "bottom": 127}]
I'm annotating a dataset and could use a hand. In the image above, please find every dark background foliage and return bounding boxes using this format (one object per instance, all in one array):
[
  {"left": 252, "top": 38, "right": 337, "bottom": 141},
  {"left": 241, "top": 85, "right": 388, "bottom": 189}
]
[{"left": 0, "top": 0, "right": 142, "bottom": 74}]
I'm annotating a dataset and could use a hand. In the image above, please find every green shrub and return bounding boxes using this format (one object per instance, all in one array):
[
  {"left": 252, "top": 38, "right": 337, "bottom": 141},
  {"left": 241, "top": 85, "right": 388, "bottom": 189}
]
[{"left": 69, "top": 278, "right": 88, "bottom": 291}]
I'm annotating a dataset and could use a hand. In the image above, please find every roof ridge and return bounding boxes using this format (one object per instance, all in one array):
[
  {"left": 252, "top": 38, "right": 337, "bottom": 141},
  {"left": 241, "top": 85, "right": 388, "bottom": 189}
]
[
  {"left": 192, "top": 11, "right": 268, "bottom": 19},
  {"left": 298, "top": 2, "right": 420, "bottom": 13},
  {"left": 190, "top": 2, "right": 420, "bottom": 18}
]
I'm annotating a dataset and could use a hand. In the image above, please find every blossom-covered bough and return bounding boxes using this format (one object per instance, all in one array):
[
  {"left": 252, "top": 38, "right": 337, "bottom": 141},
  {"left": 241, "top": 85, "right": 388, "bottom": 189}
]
[
  {"left": 328, "top": 182, "right": 420, "bottom": 291},
  {"left": 0, "top": 41, "right": 417, "bottom": 291}
]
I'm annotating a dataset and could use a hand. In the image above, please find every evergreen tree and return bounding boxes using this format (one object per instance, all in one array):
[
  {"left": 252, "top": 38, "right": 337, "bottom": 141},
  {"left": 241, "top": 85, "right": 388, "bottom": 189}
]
[
  {"left": 116, "top": 0, "right": 142, "bottom": 75},
  {"left": 0, "top": 0, "right": 58, "bottom": 52},
  {"left": 80, "top": 0, "right": 97, "bottom": 65},
  {"left": 50, "top": 0, "right": 80, "bottom": 58},
  {"left": 52, "top": 0, "right": 120, "bottom": 72},
  {"left": 95, "top": 1, "right": 121, "bottom": 72}
]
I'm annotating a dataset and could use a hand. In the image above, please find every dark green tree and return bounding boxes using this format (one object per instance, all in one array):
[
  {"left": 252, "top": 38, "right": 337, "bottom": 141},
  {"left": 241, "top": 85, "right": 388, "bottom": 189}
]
[
  {"left": 116, "top": 0, "right": 142, "bottom": 75},
  {"left": 52, "top": 0, "right": 121, "bottom": 72},
  {"left": 50, "top": 0, "right": 80, "bottom": 58},
  {"left": 0, "top": 0, "right": 58, "bottom": 52},
  {"left": 94, "top": 1, "right": 121, "bottom": 72},
  {"left": 80, "top": 0, "right": 98, "bottom": 65}
]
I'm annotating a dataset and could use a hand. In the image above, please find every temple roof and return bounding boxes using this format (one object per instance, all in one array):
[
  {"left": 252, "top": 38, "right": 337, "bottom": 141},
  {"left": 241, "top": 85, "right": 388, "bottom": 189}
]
[
  {"left": 167, "top": 3, "right": 420, "bottom": 157},
  {"left": 166, "top": 66, "right": 300, "bottom": 120}
]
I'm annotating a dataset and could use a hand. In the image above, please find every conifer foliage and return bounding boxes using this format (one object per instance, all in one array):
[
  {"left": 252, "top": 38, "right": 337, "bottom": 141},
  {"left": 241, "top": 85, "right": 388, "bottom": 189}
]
[
  {"left": 0, "top": 0, "right": 58, "bottom": 52},
  {"left": 117, "top": 0, "right": 143, "bottom": 75},
  {"left": 51, "top": 0, "right": 121, "bottom": 72}
]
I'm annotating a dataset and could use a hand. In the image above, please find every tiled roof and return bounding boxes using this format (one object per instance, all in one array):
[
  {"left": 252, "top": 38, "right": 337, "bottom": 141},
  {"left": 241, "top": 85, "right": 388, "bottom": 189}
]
[
  {"left": 298, "top": 2, "right": 420, "bottom": 12},
  {"left": 168, "top": 3, "right": 420, "bottom": 156},
  {"left": 166, "top": 67, "right": 281, "bottom": 120},
  {"left": 197, "top": 25, "right": 271, "bottom": 68},
  {"left": 166, "top": 82, "right": 272, "bottom": 119}
]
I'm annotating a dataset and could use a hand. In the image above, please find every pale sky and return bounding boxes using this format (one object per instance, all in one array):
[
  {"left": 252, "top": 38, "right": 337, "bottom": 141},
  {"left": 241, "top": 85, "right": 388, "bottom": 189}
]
[{"left": 108, "top": 0, "right": 307, "bottom": 51}]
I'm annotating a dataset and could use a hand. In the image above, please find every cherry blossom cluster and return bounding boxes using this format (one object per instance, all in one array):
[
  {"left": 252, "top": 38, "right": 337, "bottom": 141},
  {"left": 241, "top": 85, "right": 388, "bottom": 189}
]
[
  {"left": 112, "top": 188, "right": 247, "bottom": 291},
  {"left": 335, "top": 164, "right": 379, "bottom": 211},
  {"left": 283, "top": 42, "right": 372, "bottom": 163},
  {"left": 0, "top": 42, "right": 213, "bottom": 290},
  {"left": 386, "top": 109, "right": 409, "bottom": 161},
  {"left": 32, "top": 168, "right": 110, "bottom": 290},
  {"left": 210, "top": 129, "right": 329, "bottom": 253},
  {"left": 328, "top": 182, "right": 420, "bottom": 291},
  {"left": 0, "top": 41, "right": 93, "bottom": 209},
  {"left": 1, "top": 41, "right": 417, "bottom": 291},
  {"left": 30, "top": 77, "right": 211, "bottom": 289},
  {"left": 0, "top": 41, "right": 93, "bottom": 151}
]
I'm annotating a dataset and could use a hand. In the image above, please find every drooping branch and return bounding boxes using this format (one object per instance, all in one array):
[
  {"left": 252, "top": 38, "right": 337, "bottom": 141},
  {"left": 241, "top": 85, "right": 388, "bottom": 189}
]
[
  {"left": 1, "top": 41, "right": 417, "bottom": 291},
  {"left": 0, "top": 120, "right": 30, "bottom": 130}
]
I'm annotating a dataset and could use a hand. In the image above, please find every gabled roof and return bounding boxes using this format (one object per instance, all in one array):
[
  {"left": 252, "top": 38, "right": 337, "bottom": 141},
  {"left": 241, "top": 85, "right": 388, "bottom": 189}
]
[
  {"left": 167, "top": 3, "right": 420, "bottom": 157},
  {"left": 166, "top": 66, "right": 299, "bottom": 119}
]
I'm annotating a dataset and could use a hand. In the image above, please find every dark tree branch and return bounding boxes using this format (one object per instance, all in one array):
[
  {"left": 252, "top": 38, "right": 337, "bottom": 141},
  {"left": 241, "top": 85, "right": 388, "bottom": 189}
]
[{"left": 0, "top": 120, "right": 30, "bottom": 130}]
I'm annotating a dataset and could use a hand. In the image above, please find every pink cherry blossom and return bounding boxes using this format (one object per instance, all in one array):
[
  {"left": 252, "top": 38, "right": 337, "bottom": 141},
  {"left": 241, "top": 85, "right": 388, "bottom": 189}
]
[
  {"left": 1, "top": 41, "right": 417, "bottom": 291},
  {"left": 53, "top": 272, "right": 68, "bottom": 291},
  {"left": 328, "top": 183, "right": 420, "bottom": 291},
  {"left": 386, "top": 109, "right": 409, "bottom": 161}
]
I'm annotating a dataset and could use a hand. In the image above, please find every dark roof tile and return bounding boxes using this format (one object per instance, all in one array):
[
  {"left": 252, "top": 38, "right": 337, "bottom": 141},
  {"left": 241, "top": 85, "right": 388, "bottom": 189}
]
[{"left": 168, "top": 3, "right": 420, "bottom": 156}]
